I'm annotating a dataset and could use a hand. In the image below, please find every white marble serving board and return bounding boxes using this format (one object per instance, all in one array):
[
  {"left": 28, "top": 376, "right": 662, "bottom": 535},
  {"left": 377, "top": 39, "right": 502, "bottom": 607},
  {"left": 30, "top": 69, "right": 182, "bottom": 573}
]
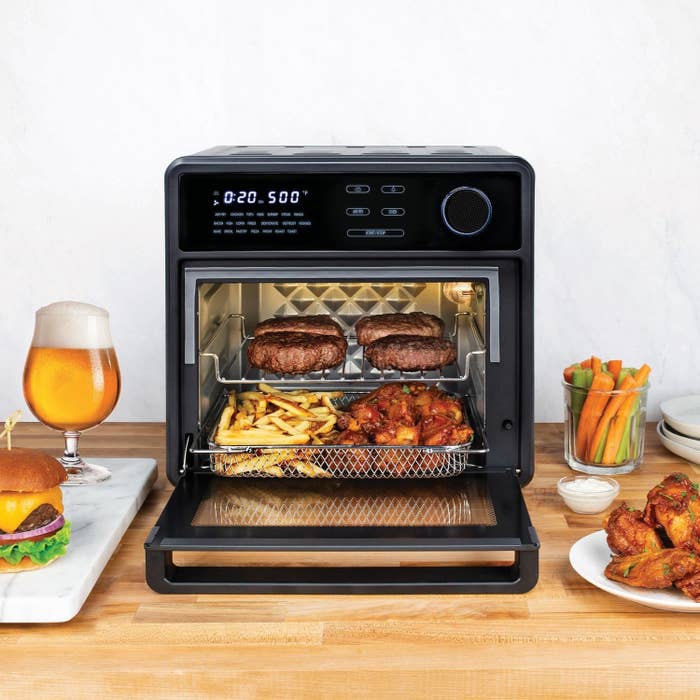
[{"left": 0, "top": 458, "right": 156, "bottom": 623}]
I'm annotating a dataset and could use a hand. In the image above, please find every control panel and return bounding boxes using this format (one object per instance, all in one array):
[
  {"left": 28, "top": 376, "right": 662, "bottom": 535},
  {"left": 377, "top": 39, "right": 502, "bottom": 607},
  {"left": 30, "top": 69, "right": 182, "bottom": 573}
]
[{"left": 179, "top": 172, "right": 522, "bottom": 251}]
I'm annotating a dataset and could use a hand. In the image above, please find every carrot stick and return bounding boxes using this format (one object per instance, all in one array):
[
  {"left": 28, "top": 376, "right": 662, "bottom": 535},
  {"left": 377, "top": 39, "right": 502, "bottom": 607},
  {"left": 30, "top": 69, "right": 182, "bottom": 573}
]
[
  {"left": 607, "top": 359, "right": 622, "bottom": 384},
  {"left": 586, "top": 375, "right": 635, "bottom": 462},
  {"left": 601, "top": 364, "right": 651, "bottom": 464},
  {"left": 563, "top": 363, "right": 580, "bottom": 382},
  {"left": 591, "top": 356, "right": 602, "bottom": 375},
  {"left": 580, "top": 358, "right": 592, "bottom": 369},
  {"left": 575, "top": 372, "right": 615, "bottom": 460}
]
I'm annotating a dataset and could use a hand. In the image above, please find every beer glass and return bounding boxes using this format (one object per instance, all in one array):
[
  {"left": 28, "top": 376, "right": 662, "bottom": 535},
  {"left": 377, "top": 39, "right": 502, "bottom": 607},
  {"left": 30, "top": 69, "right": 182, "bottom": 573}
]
[{"left": 23, "top": 302, "right": 121, "bottom": 485}]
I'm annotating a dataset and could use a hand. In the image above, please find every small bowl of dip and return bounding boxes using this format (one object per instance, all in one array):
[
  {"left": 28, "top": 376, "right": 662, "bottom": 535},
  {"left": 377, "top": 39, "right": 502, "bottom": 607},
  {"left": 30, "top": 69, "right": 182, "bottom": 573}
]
[{"left": 556, "top": 475, "right": 620, "bottom": 514}]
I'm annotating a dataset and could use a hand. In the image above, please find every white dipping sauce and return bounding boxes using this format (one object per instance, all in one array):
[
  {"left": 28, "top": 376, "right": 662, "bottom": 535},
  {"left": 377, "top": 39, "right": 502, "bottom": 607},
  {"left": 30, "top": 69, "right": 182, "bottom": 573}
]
[
  {"left": 560, "top": 477, "right": 615, "bottom": 494},
  {"left": 557, "top": 476, "right": 619, "bottom": 514}
]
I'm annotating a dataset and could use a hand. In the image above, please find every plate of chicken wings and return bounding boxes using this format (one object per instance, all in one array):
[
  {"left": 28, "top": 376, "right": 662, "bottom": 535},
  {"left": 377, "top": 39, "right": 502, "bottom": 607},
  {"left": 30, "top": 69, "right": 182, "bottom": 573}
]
[{"left": 569, "top": 472, "right": 700, "bottom": 612}]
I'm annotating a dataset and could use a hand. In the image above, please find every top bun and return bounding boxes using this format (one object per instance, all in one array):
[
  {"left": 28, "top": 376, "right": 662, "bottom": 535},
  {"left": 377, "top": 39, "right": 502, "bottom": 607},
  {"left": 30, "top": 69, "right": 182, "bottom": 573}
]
[{"left": 0, "top": 448, "right": 66, "bottom": 492}]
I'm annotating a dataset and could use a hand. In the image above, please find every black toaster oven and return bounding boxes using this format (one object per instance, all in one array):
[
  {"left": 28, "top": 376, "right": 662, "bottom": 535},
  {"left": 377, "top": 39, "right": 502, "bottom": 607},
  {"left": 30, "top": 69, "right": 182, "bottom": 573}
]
[{"left": 145, "top": 146, "right": 539, "bottom": 593}]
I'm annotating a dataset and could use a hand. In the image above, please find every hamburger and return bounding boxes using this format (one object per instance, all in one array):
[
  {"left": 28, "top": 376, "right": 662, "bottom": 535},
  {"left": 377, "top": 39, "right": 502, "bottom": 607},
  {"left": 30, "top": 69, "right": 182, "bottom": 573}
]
[{"left": 0, "top": 447, "right": 70, "bottom": 572}]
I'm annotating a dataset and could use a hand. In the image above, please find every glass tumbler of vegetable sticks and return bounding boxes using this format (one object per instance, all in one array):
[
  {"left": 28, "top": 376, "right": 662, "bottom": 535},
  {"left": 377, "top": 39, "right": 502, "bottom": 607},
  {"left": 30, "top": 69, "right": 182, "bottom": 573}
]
[{"left": 563, "top": 369, "right": 650, "bottom": 475}]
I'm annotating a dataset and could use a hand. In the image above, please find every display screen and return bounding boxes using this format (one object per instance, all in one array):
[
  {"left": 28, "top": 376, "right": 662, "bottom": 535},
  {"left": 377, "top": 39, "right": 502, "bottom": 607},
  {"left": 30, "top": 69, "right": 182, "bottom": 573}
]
[
  {"left": 221, "top": 189, "right": 306, "bottom": 205},
  {"left": 211, "top": 186, "right": 313, "bottom": 237},
  {"left": 178, "top": 172, "right": 522, "bottom": 251}
]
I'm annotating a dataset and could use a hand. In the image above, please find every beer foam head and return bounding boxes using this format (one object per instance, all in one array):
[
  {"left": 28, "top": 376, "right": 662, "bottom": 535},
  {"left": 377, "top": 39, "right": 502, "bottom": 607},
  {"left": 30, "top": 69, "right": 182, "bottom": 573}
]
[{"left": 32, "top": 301, "right": 113, "bottom": 349}]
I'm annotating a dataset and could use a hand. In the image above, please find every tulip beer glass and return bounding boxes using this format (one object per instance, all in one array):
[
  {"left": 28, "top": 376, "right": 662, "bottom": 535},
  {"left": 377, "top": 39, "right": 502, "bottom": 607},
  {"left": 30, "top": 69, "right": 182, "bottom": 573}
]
[{"left": 23, "top": 302, "right": 121, "bottom": 485}]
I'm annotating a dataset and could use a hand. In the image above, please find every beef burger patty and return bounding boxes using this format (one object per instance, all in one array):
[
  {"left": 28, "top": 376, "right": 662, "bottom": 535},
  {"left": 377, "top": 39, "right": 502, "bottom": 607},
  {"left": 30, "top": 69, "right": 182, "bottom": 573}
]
[
  {"left": 355, "top": 312, "right": 444, "bottom": 346},
  {"left": 254, "top": 315, "right": 344, "bottom": 339},
  {"left": 0, "top": 503, "right": 61, "bottom": 534},
  {"left": 365, "top": 335, "right": 457, "bottom": 372},
  {"left": 247, "top": 332, "right": 347, "bottom": 374}
]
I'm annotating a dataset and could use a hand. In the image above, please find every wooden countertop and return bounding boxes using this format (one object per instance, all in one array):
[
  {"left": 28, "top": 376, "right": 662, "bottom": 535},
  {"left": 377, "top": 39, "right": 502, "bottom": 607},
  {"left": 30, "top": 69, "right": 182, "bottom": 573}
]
[{"left": 4, "top": 423, "right": 700, "bottom": 698}]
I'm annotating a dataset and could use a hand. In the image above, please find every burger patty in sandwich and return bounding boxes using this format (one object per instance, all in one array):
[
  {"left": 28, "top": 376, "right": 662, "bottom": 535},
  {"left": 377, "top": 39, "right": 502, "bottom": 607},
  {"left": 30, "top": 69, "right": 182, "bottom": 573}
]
[
  {"left": 0, "top": 503, "right": 61, "bottom": 534},
  {"left": 21, "top": 503, "right": 60, "bottom": 531},
  {"left": 247, "top": 331, "right": 348, "bottom": 374}
]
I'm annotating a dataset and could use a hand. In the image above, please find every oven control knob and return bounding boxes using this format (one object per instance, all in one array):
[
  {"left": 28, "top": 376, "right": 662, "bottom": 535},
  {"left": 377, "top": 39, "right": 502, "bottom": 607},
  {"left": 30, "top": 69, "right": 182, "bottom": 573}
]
[{"left": 441, "top": 187, "right": 492, "bottom": 236}]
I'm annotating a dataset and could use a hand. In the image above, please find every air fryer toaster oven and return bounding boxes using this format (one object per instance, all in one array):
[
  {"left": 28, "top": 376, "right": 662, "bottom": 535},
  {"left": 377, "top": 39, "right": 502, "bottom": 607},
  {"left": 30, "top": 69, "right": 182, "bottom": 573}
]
[{"left": 145, "top": 146, "right": 539, "bottom": 594}]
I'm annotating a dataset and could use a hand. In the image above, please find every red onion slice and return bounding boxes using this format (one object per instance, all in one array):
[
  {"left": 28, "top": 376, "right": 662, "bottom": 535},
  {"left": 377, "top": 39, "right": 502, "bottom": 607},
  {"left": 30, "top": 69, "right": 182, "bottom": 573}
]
[{"left": 0, "top": 515, "right": 65, "bottom": 543}]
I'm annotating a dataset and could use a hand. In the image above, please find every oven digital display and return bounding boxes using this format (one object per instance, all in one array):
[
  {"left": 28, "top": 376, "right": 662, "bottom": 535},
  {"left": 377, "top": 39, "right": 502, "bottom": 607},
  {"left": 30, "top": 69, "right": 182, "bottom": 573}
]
[
  {"left": 178, "top": 172, "right": 522, "bottom": 251},
  {"left": 221, "top": 189, "right": 307, "bottom": 205},
  {"left": 211, "top": 186, "right": 312, "bottom": 237}
]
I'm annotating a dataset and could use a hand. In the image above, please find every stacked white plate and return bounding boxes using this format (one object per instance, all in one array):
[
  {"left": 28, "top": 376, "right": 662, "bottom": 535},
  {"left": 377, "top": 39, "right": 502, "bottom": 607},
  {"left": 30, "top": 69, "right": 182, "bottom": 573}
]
[{"left": 658, "top": 395, "right": 700, "bottom": 464}]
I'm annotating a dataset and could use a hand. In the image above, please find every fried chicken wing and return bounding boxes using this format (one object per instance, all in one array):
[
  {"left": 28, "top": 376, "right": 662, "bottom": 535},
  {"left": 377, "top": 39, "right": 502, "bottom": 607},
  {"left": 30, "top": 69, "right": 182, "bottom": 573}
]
[
  {"left": 373, "top": 423, "right": 420, "bottom": 446},
  {"left": 642, "top": 473, "right": 700, "bottom": 554},
  {"left": 605, "top": 548, "right": 700, "bottom": 589},
  {"left": 676, "top": 571, "right": 700, "bottom": 602},
  {"left": 335, "top": 383, "right": 473, "bottom": 473},
  {"left": 603, "top": 502, "right": 664, "bottom": 556}
]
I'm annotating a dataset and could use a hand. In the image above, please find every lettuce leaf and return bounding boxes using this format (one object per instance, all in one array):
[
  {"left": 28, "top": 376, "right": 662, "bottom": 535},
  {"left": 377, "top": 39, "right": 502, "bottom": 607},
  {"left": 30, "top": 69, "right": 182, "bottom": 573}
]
[{"left": 0, "top": 522, "right": 71, "bottom": 566}]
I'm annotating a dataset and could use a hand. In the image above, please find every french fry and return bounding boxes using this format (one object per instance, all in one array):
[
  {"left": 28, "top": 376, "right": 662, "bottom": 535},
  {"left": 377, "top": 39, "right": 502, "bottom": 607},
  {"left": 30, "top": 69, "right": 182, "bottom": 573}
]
[
  {"left": 237, "top": 391, "right": 263, "bottom": 400},
  {"left": 262, "top": 465, "right": 285, "bottom": 477},
  {"left": 218, "top": 406, "right": 234, "bottom": 431},
  {"left": 289, "top": 460, "right": 330, "bottom": 478},
  {"left": 306, "top": 414, "right": 335, "bottom": 423},
  {"left": 219, "top": 427, "right": 301, "bottom": 437},
  {"left": 322, "top": 395, "right": 342, "bottom": 415},
  {"left": 267, "top": 396, "right": 315, "bottom": 418},
  {"left": 313, "top": 417, "right": 337, "bottom": 435},
  {"left": 269, "top": 415, "right": 310, "bottom": 435},
  {"left": 216, "top": 430, "right": 311, "bottom": 445},
  {"left": 222, "top": 460, "right": 285, "bottom": 477},
  {"left": 214, "top": 385, "right": 345, "bottom": 472},
  {"left": 219, "top": 451, "right": 296, "bottom": 473}
]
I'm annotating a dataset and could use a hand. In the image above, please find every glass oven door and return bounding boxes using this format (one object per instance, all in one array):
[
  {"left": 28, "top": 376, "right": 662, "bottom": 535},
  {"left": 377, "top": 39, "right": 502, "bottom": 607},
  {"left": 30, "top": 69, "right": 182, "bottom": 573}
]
[{"left": 145, "top": 469, "right": 539, "bottom": 594}]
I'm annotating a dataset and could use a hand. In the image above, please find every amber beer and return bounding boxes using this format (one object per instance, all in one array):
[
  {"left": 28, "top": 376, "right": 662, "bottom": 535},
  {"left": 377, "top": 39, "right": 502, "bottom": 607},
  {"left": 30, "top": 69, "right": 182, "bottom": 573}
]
[
  {"left": 23, "top": 301, "right": 121, "bottom": 432},
  {"left": 24, "top": 346, "right": 120, "bottom": 431}
]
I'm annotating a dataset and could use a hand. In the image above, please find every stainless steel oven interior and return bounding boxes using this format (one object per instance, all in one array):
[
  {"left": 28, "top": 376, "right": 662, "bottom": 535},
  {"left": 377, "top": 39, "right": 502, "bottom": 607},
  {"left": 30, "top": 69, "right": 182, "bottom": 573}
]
[{"left": 192, "top": 275, "right": 490, "bottom": 472}]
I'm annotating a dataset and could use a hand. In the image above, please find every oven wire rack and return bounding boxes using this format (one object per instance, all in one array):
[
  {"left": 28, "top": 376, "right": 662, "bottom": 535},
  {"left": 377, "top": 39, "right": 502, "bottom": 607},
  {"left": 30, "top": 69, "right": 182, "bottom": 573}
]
[{"left": 199, "top": 312, "right": 486, "bottom": 386}]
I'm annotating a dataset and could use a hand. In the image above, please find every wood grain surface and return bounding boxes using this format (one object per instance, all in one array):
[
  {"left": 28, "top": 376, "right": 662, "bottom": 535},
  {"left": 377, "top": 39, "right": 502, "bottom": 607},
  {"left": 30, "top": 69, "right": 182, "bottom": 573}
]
[{"left": 4, "top": 422, "right": 700, "bottom": 699}]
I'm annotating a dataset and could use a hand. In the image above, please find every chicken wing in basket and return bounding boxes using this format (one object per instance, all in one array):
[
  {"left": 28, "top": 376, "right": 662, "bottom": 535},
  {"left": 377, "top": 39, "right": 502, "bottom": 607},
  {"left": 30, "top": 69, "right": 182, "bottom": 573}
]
[{"left": 335, "top": 383, "right": 474, "bottom": 476}]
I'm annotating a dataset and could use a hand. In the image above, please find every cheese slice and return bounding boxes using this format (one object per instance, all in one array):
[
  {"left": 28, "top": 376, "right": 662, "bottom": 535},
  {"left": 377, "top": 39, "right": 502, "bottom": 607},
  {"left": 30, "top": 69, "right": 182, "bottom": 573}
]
[{"left": 0, "top": 487, "right": 63, "bottom": 533}]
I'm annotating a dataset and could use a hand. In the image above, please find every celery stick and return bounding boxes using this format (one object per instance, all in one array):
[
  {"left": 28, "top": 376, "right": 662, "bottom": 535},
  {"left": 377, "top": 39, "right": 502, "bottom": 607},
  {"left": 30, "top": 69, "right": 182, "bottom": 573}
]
[
  {"left": 570, "top": 369, "right": 593, "bottom": 431},
  {"left": 614, "top": 414, "right": 633, "bottom": 463},
  {"left": 593, "top": 423, "right": 610, "bottom": 463},
  {"left": 615, "top": 368, "right": 634, "bottom": 388},
  {"left": 572, "top": 368, "right": 593, "bottom": 390}
]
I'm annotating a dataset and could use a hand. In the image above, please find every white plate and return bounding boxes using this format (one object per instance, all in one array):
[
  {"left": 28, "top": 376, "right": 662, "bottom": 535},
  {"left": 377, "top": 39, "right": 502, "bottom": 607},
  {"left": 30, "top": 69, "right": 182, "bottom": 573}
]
[
  {"left": 660, "top": 420, "right": 700, "bottom": 450},
  {"left": 656, "top": 421, "right": 700, "bottom": 465},
  {"left": 569, "top": 530, "right": 700, "bottom": 612},
  {"left": 660, "top": 395, "right": 700, "bottom": 439}
]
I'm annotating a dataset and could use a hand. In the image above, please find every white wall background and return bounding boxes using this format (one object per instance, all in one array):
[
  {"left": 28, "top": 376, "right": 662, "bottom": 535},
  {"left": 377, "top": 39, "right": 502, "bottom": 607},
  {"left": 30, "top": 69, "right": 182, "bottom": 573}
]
[{"left": 1, "top": 0, "right": 699, "bottom": 423}]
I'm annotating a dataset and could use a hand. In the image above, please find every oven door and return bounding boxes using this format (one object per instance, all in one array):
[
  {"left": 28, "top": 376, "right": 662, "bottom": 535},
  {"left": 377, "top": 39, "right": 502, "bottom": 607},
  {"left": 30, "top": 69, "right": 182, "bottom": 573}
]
[{"left": 145, "top": 468, "right": 538, "bottom": 594}]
